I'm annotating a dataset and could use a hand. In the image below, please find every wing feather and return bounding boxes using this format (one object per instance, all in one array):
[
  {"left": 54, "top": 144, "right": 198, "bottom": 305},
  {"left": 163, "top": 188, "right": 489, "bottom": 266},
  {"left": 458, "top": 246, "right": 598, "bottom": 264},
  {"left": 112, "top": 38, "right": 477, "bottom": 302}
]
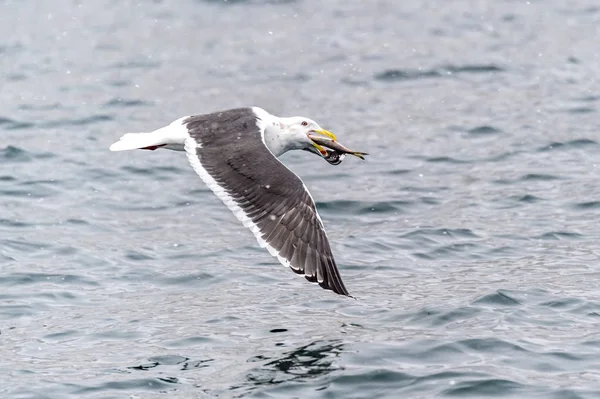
[{"left": 181, "top": 109, "right": 349, "bottom": 296}]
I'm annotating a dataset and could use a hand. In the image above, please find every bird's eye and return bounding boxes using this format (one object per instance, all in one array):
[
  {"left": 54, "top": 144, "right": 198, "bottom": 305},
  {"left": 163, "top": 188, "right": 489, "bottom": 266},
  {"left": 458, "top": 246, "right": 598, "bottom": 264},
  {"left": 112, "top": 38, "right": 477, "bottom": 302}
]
[{"left": 301, "top": 121, "right": 308, "bottom": 126}]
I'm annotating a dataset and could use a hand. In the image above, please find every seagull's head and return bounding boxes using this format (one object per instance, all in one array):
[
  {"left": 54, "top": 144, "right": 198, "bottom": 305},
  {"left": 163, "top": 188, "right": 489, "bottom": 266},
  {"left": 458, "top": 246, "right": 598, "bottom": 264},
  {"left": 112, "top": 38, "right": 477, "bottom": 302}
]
[
  {"left": 269, "top": 113, "right": 367, "bottom": 164},
  {"left": 282, "top": 117, "right": 343, "bottom": 164}
]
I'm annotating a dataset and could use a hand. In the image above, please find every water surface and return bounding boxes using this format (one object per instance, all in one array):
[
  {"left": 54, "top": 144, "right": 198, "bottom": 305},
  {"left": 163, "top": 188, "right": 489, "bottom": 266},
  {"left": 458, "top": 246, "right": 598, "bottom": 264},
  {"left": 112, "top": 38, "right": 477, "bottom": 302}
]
[{"left": 2, "top": 0, "right": 600, "bottom": 398}]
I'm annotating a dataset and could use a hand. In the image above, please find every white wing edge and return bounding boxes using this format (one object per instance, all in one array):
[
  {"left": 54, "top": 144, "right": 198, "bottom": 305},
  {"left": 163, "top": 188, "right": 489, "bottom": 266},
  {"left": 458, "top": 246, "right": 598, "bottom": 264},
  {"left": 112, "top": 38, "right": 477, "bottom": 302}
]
[{"left": 183, "top": 136, "right": 293, "bottom": 270}]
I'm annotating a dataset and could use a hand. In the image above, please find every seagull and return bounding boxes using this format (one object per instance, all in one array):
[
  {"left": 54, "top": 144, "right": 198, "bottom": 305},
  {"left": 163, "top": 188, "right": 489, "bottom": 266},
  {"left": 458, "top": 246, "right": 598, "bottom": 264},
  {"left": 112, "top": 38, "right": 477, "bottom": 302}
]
[{"left": 109, "top": 107, "right": 367, "bottom": 296}]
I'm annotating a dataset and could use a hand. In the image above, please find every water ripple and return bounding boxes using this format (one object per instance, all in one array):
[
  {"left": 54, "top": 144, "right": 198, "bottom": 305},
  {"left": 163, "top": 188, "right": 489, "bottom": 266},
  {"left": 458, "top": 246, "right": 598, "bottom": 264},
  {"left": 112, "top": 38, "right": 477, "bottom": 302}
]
[
  {"left": 0, "top": 43, "right": 23, "bottom": 56},
  {"left": 72, "top": 378, "right": 177, "bottom": 395},
  {"left": 514, "top": 194, "right": 543, "bottom": 203},
  {"left": 40, "top": 114, "right": 113, "bottom": 128},
  {"left": 0, "top": 117, "right": 35, "bottom": 130},
  {"left": 0, "top": 272, "right": 99, "bottom": 287},
  {"left": 467, "top": 125, "right": 503, "bottom": 136},
  {"left": 494, "top": 174, "right": 563, "bottom": 185},
  {"left": 315, "top": 199, "right": 413, "bottom": 214},
  {"left": 572, "top": 201, "right": 600, "bottom": 210},
  {"left": 121, "top": 165, "right": 185, "bottom": 177},
  {"left": 0, "top": 146, "right": 31, "bottom": 162},
  {"left": 103, "top": 98, "right": 152, "bottom": 108},
  {"left": 568, "top": 106, "right": 595, "bottom": 114},
  {"left": 109, "top": 60, "right": 161, "bottom": 69},
  {"left": 402, "top": 228, "right": 479, "bottom": 239},
  {"left": 537, "top": 139, "right": 598, "bottom": 152},
  {"left": 442, "top": 379, "right": 525, "bottom": 397},
  {"left": 375, "top": 64, "right": 504, "bottom": 82},
  {"left": 534, "top": 231, "right": 583, "bottom": 240},
  {"left": 473, "top": 290, "right": 522, "bottom": 307},
  {"left": 426, "top": 156, "right": 471, "bottom": 164}
]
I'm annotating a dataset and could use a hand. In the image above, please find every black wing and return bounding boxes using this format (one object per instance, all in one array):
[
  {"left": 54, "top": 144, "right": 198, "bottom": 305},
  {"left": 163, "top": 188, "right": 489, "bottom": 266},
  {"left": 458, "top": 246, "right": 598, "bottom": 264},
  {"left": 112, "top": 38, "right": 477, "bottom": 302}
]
[{"left": 182, "top": 109, "right": 349, "bottom": 296}]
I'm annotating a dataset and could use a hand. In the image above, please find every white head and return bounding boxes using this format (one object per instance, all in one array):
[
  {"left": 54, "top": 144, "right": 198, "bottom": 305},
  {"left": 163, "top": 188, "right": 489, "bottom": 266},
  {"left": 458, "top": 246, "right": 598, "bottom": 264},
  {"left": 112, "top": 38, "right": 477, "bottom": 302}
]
[{"left": 262, "top": 114, "right": 337, "bottom": 158}]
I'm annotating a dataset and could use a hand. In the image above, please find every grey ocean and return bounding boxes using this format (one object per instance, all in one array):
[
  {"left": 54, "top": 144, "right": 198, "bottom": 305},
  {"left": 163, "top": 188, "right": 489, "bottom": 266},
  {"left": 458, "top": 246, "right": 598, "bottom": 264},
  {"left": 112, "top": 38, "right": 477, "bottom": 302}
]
[{"left": 2, "top": 0, "right": 600, "bottom": 398}]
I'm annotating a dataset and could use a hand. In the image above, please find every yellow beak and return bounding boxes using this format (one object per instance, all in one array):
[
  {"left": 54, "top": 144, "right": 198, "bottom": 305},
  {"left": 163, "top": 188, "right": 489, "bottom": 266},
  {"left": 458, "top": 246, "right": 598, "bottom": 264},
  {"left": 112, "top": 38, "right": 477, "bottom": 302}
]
[
  {"left": 310, "top": 129, "right": 337, "bottom": 155},
  {"left": 313, "top": 128, "right": 337, "bottom": 141}
]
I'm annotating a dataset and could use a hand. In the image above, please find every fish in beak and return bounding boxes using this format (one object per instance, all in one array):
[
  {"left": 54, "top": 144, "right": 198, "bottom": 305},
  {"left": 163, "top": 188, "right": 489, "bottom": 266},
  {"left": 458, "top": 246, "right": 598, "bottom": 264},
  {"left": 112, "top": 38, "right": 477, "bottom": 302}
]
[{"left": 308, "top": 129, "right": 369, "bottom": 165}]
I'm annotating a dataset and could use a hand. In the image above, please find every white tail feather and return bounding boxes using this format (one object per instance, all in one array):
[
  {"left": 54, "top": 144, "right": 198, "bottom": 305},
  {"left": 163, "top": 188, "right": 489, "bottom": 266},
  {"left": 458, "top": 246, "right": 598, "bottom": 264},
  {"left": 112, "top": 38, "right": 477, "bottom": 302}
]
[
  {"left": 109, "top": 132, "right": 156, "bottom": 151},
  {"left": 109, "top": 116, "right": 190, "bottom": 152}
]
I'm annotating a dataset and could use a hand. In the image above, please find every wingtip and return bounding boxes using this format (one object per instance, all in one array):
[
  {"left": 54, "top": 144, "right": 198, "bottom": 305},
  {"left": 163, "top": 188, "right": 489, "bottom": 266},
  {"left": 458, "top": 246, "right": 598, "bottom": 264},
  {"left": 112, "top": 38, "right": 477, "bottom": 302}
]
[
  {"left": 320, "top": 281, "right": 351, "bottom": 297},
  {"left": 317, "top": 271, "right": 350, "bottom": 296},
  {"left": 321, "top": 257, "right": 350, "bottom": 297}
]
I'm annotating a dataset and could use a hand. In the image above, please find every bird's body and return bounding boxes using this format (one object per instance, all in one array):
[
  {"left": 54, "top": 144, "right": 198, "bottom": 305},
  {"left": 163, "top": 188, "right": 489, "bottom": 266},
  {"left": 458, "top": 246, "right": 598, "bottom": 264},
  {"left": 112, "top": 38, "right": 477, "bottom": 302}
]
[{"left": 110, "top": 107, "right": 367, "bottom": 296}]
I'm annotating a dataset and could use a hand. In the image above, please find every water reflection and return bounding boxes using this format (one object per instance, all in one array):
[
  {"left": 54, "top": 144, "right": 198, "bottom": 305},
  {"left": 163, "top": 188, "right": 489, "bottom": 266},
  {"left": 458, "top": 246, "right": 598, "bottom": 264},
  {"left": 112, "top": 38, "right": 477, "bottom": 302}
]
[
  {"left": 238, "top": 339, "right": 344, "bottom": 394},
  {"left": 128, "top": 354, "right": 213, "bottom": 371}
]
